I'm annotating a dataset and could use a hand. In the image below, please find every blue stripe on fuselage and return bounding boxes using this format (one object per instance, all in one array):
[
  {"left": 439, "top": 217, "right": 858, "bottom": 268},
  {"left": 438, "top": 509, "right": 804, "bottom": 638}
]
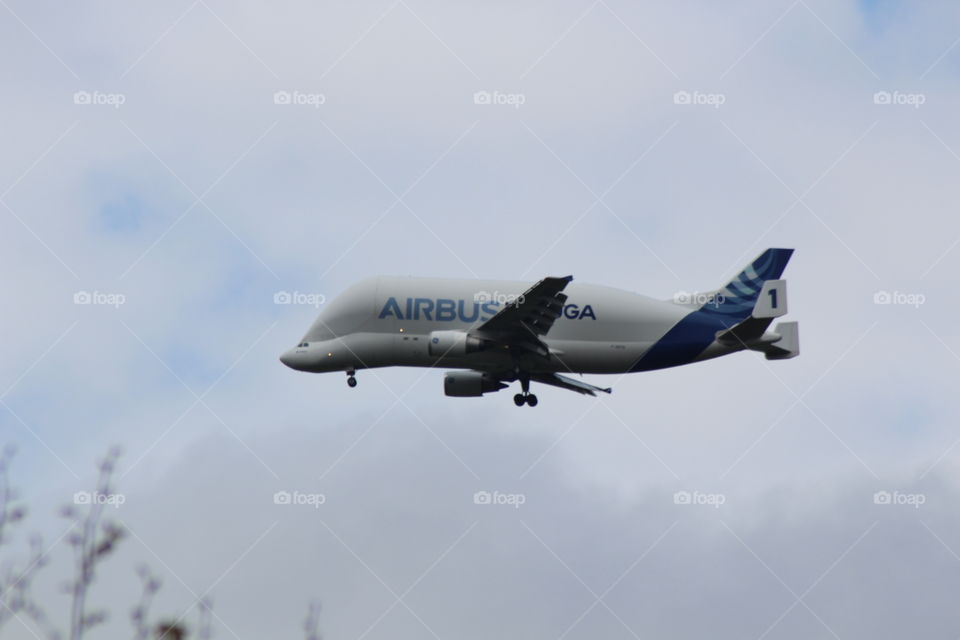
[{"left": 630, "top": 309, "right": 742, "bottom": 371}]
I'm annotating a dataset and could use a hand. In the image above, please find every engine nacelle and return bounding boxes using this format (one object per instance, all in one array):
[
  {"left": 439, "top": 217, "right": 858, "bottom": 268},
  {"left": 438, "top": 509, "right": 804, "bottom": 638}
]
[
  {"left": 444, "top": 371, "right": 507, "bottom": 397},
  {"left": 428, "top": 330, "right": 484, "bottom": 357}
]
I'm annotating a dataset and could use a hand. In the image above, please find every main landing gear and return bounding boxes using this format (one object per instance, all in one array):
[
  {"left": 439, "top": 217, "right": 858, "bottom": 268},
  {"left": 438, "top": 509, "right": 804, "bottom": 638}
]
[
  {"left": 513, "top": 393, "right": 538, "bottom": 407},
  {"left": 346, "top": 370, "right": 357, "bottom": 388},
  {"left": 513, "top": 374, "right": 538, "bottom": 407}
]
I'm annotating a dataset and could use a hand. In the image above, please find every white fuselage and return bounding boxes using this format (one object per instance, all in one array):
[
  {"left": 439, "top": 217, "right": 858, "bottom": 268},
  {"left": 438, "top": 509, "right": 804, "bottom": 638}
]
[{"left": 279, "top": 276, "right": 737, "bottom": 376}]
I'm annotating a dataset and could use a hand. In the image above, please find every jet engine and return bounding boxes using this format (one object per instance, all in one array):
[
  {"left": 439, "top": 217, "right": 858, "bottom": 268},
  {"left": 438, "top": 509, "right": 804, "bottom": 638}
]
[
  {"left": 427, "top": 330, "right": 485, "bottom": 356},
  {"left": 443, "top": 371, "right": 507, "bottom": 397}
]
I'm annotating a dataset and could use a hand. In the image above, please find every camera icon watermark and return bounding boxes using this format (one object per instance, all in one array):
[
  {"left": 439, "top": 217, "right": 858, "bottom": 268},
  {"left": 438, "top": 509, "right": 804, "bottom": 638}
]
[
  {"left": 73, "top": 290, "right": 126, "bottom": 308},
  {"left": 673, "top": 90, "right": 726, "bottom": 109},
  {"left": 873, "top": 490, "right": 925, "bottom": 509},
  {"left": 473, "top": 490, "right": 526, "bottom": 509},
  {"left": 873, "top": 90, "right": 925, "bottom": 109},
  {"left": 873, "top": 290, "right": 925, "bottom": 308},
  {"left": 673, "top": 490, "right": 726, "bottom": 508},
  {"left": 473, "top": 290, "right": 524, "bottom": 305},
  {"left": 73, "top": 90, "right": 126, "bottom": 109},
  {"left": 473, "top": 90, "right": 526, "bottom": 109},
  {"left": 273, "top": 90, "right": 326, "bottom": 108},
  {"left": 673, "top": 290, "right": 725, "bottom": 307},
  {"left": 73, "top": 491, "right": 126, "bottom": 509},
  {"left": 273, "top": 490, "right": 326, "bottom": 509},
  {"left": 273, "top": 290, "right": 326, "bottom": 307}
]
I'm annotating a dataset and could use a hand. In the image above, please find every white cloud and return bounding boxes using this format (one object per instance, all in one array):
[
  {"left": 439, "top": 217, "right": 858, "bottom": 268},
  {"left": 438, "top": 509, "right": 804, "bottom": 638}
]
[{"left": 2, "top": 0, "right": 960, "bottom": 637}]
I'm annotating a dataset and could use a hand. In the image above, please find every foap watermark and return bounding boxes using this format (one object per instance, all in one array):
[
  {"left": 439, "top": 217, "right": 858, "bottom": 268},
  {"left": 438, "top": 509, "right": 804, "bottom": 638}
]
[
  {"left": 74, "top": 290, "right": 126, "bottom": 308},
  {"left": 473, "top": 90, "right": 526, "bottom": 109},
  {"left": 474, "top": 290, "right": 524, "bottom": 305},
  {"left": 273, "top": 90, "right": 326, "bottom": 108},
  {"left": 673, "top": 290, "right": 725, "bottom": 307},
  {"left": 274, "top": 291, "right": 326, "bottom": 308},
  {"left": 873, "top": 490, "right": 925, "bottom": 509},
  {"left": 873, "top": 90, "right": 925, "bottom": 109},
  {"left": 673, "top": 490, "right": 726, "bottom": 508},
  {"left": 273, "top": 490, "right": 326, "bottom": 509},
  {"left": 73, "top": 90, "right": 126, "bottom": 109},
  {"left": 673, "top": 90, "right": 726, "bottom": 109},
  {"left": 73, "top": 491, "right": 126, "bottom": 509},
  {"left": 873, "top": 290, "right": 925, "bottom": 308},
  {"left": 473, "top": 490, "right": 525, "bottom": 509}
]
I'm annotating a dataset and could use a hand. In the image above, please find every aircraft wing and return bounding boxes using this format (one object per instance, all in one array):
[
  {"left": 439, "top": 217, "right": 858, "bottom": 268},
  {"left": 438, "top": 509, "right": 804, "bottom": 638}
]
[
  {"left": 530, "top": 372, "right": 612, "bottom": 396},
  {"left": 475, "top": 275, "right": 573, "bottom": 356}
]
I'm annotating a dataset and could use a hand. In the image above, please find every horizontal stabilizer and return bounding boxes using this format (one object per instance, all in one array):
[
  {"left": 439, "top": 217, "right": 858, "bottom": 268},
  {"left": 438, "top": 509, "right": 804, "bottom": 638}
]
[{"left": 716, "top": 317, "right": 776, "bottom": 348}]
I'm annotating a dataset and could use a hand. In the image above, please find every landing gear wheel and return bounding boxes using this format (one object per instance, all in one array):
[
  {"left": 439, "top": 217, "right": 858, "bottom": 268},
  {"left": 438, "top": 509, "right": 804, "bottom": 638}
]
[
  {"left": 347, "top": 372, "right": 357, "bottom": 388},
  {"left": 526, "top": 394, "right": 538, "bottom": 407},
  {"left": 513, "top": 393, "right": 525, "bottom": 407}
]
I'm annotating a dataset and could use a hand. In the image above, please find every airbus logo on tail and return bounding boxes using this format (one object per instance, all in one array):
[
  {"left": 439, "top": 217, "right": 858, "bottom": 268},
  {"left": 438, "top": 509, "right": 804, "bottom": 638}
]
[{"left": 377, "top": 297, "right": 596, "bottom": 322}]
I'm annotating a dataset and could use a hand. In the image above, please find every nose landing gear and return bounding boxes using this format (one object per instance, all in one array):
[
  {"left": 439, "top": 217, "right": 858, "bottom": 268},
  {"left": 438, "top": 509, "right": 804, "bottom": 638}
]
[{"left": 346, "top": 370, "right": 357, "bottom": 388}]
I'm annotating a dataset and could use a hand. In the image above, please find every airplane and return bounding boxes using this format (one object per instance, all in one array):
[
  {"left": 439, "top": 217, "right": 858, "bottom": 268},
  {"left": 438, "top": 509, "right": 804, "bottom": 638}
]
[{"left": 279, "top": 248, "right": 798, "bottom": 407}]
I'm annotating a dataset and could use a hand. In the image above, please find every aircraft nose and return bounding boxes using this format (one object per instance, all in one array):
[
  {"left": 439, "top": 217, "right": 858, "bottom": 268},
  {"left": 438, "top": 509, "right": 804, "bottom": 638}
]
[{"left": 279, "top": 348, "right": 300, "bottom": 370}]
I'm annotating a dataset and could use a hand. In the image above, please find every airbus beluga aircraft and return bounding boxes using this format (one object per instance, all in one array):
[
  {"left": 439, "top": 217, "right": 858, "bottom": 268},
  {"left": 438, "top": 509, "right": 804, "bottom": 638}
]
[{"left": 280, "top": 248, "right": 798, "bottom": 407}]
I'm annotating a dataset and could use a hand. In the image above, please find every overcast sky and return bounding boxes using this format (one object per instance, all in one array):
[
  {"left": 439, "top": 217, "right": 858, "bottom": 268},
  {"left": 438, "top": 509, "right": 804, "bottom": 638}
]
[{"left": 2, "top": 0, "right": 960, "bottom": 637}]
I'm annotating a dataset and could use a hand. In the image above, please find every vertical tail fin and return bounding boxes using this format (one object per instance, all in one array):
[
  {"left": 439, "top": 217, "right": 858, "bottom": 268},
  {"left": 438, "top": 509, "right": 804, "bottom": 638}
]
[{"left": 703, "top": 248, "right": 794, "bottom": 320}]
